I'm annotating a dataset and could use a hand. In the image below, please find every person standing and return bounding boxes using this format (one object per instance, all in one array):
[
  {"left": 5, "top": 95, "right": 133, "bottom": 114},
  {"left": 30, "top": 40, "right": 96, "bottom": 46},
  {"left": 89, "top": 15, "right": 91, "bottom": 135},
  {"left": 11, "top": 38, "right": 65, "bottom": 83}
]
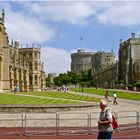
[
  {"left": 13, "top": 85, "right": 17, "bottom": 94},
  {"left": 97, "top": 100, "right": 113, "bottom": 139},
  {"left": 113, "top": 92, "right": 118, "bottom": 105},
  {"left": 16, "top": 84, "right": 19, "bottom": 93},
  {"left": 104, "top": 90, "right": 109, "bottom": 101}
]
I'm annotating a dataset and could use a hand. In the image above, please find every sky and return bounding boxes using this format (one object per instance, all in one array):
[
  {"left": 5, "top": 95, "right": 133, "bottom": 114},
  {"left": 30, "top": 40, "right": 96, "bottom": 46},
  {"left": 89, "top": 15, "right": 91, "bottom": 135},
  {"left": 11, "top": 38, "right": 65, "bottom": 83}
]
[{"left": 1, "top": 1, "right": 140, "bottom": 75}]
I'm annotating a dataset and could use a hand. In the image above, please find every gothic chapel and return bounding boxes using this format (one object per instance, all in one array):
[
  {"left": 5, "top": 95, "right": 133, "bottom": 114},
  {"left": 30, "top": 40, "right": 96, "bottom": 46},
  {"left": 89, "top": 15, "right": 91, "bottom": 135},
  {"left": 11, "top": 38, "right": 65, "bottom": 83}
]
[{"left": 0, "top": 10, "right": 46, "bottom": 92}]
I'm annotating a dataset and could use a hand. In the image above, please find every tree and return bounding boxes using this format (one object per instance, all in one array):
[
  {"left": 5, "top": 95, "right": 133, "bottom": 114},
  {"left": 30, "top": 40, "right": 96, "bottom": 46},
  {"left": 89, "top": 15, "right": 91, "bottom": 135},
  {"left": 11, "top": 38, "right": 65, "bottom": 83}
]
[
  {"left": 53, "top": 70, "right": 93, "bottom": 87},
  {"left": 45, "top": 77, "right": 53, "bottom": 87}
]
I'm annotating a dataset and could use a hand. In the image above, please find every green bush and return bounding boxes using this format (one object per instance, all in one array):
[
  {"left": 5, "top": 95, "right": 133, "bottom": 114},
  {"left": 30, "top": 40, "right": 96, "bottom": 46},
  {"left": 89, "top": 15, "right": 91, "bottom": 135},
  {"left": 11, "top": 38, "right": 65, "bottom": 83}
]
[
  {"left": 135, "top": 82, "right": 140, "bottom": 87},
  {"left": 127, "top": 84, "right": 134, "bottom": 88},
  {"left": 79, "top": 81, "right": 91, "bottom": 87}
]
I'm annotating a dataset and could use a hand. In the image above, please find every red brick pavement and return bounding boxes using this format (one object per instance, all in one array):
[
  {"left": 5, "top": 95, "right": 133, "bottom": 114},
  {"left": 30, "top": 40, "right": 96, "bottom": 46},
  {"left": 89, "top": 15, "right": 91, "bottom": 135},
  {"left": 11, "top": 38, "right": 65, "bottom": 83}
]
[{"left": 0, "top": 127, "right": 140, "bottom": 139}]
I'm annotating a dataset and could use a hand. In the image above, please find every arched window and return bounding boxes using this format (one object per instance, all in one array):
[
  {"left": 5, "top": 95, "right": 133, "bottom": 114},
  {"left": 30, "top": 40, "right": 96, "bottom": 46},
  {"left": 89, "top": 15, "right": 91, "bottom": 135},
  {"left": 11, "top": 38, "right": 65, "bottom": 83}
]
[
  {"left": 29, "top": 53, "right": 32, "bottom": 58},
  {"left": 35, "top": 62, "right": 38, "bottom": 70},
  {"left": 35, "top": 52, "right": 37, "bottom": 57},
  {"left": 34, "top": 75, "right": 38, "bottom": 85},
  {"left": 29, "top": 62, "right": 32, "bottom": 70},
  {"left": 29, "top": 75, "right": 33, "bottom": 85}
]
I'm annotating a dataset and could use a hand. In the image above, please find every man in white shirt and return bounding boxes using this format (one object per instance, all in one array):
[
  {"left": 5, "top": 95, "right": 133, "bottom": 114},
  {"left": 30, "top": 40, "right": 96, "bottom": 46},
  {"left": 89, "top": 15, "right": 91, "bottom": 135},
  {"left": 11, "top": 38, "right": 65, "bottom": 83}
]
[
  {"left": 97, "top": 100, "right": 113, "bottom": 139},
  {"left": 113, "top": 92, "right": 118, "bottom": 105}
]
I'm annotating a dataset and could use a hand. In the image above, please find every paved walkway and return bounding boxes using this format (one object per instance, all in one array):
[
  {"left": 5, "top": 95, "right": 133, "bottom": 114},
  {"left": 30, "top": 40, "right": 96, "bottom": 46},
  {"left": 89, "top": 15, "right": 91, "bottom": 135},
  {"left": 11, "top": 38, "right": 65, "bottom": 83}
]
[{"left": 70, "top": 91, "right": 140, "bottom": 112}]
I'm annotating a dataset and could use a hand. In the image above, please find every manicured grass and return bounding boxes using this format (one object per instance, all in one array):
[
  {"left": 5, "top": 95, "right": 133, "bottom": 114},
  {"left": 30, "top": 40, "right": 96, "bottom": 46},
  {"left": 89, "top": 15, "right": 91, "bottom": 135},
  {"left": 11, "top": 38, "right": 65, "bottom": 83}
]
[
  {"left": 0, "top": 93, "right": 80, "bottom": 105},
  {"left": 70, "top": 88, "right": 140, "bottom": 101},
  {"left": 19, "top": 91, "right": 100, "bottom": 102}
]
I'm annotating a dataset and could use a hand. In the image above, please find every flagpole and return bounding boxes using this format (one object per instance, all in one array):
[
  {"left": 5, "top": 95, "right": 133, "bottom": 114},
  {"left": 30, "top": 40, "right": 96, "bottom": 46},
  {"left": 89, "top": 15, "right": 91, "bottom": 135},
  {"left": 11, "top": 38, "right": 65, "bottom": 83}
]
[{"left": 80, "top": 37, "right": 83, "bottom": 48}]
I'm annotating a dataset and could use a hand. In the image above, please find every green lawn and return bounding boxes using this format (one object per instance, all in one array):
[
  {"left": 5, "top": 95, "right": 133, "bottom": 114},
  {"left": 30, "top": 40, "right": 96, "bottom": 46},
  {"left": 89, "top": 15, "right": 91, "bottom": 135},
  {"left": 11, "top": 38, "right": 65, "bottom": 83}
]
[
  {"left": 70, "top": 88, "right": 140, "bottom": 101},
  {"left": 0, "top": 93, "right": 80, "bottom": 105},
  {"left": 19, "top": 91, "right": 100, "bottom": 102},
  {"left": 0, "top": 90, "right": 100, "bottom": 105}
]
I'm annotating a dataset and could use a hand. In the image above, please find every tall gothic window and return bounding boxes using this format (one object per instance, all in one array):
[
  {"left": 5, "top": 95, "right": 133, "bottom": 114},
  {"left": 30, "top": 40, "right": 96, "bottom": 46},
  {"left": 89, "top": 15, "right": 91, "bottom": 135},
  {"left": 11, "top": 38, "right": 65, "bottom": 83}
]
[
  {"left": 137, "top": 65, "right": 139, "bottom": 71},
  {"left": 29, "top": 53, "right": 32, "bottom": 58},
  {"left": 0, "top": 57, "right": 2, "bottom": 79},
  {"left": 23, "top": 53, "right": 26, "bottom": 59}
]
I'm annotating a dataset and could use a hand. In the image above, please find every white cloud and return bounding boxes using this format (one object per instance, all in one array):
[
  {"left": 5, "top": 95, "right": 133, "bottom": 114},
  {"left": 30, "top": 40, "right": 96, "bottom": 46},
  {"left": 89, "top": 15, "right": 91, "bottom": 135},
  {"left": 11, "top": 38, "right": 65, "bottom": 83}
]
[
  {"left": 20, "top": 1, "right": 96, "bottom": 26},
  {"left": 0, "top": 3, "right": 56, "bottom": 44},
  {"left": 97, "top": 2, "right": 140, "bottom": 26},
  {"left": 21, "top": 1, "right": 140, "bottom": 27},
  {"left": 41, "top": 47, "right": 71, "bottom": 75},
  {"left": 2, "top": 1, "right": 140, "bottom": 76}
]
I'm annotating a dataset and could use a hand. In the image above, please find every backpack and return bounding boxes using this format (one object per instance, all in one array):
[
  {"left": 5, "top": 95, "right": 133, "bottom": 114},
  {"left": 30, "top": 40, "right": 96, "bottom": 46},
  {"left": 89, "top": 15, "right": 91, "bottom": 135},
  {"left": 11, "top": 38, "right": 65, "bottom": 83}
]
[
  {"left": 105, "top": 109, "right": 118, "bottom": 129},
  {"left": 112, "top": 114, "right": 118, "bottom": 129}
]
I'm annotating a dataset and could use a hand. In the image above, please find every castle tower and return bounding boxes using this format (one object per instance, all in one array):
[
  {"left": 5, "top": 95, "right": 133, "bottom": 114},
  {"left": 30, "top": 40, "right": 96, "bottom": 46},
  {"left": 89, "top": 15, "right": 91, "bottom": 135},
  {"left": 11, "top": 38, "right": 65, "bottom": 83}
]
[{"left": 71, "top": 49, "right": 95, "bottom": 73}]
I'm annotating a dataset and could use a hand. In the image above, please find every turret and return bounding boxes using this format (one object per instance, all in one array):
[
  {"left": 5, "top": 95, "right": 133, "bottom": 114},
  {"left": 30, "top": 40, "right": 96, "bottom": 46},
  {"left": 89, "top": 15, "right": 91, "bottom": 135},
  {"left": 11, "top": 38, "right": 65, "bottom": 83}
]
[
  {"left": 2, "top": 9, "right": 5, "bottom": 23},
  {"left": 14, "top": 39, "right": 19, "bottom": 49},
  {"left": 11, "top": 39, "right": 14, "bottom": 47},
  {"left": 131, "top": 33, "right": 135, "bottom": 39}
]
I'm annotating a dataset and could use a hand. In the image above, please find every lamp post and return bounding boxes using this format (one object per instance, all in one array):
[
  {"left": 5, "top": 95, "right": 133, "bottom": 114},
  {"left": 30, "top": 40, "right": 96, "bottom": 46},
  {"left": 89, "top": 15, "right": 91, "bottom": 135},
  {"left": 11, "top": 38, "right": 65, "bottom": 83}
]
[{"left": 95, "top": 76, "right": 98, "bottom": 89}]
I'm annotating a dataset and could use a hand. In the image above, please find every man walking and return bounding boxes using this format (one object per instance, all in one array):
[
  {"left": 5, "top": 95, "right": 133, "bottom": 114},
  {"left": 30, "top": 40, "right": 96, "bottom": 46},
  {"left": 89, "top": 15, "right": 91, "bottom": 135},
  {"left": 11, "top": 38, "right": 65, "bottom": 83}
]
[
  {"left": 104, "top": 90, "right": 109, "bottom": 101},
  {"left": 97, "top": 99, "right": 113, "bottom": 139},
  {"left": 113, "top": 92, "right": 118, "bottom": 105}
]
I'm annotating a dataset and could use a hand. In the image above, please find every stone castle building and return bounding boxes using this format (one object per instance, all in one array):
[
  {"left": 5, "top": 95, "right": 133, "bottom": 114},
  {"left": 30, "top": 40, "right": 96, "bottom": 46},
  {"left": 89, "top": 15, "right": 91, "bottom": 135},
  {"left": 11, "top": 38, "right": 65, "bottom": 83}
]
[
  {"left": 91, "top": 51, "right": 115, "bottom": 73},
  {"left": 92, "top": 62, "right": 118, "bottom": 88},
  {"left": 71, "top": 49, "right": 94, "bottom": 72},
  {"left": 118, "top": 33, "right": 140, "bottom": 85},
  {"left": 71, "top": 33, "right": 140, "bottom": 89},
  {"left": 90, "top": 33, "right": 140, "bottom": 89},
  {"left": 91, "top": 51, "right": 116, "bottom": 88},
  {"left": 0, "top": 10, "right": 46, "bottom": 92},
  {"left": 71, "top": 49, "right": 115, "bottom": 73},
  {"left": 71, "top": 48, "right": 116, "bottom": 88}
]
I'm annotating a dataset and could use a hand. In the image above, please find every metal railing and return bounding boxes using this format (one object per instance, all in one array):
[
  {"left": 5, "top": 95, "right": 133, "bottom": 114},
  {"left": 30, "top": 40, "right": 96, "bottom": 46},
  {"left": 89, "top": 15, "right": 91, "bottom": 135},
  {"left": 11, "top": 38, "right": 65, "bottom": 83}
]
[
  {"left": 24, "top": 112, "right": 57, "bottom": 136},
  {"left": 116, "top": 110, "right": 139, "bottom": 131},
  {"left": 0, "top": 113, "right": 24, "bottom": 136},
  {"left": 0, "top": 111, "right": 140, "bottom": 136},
  {"left": 57, "top": 112, "right": 89, "bottom": 135}
]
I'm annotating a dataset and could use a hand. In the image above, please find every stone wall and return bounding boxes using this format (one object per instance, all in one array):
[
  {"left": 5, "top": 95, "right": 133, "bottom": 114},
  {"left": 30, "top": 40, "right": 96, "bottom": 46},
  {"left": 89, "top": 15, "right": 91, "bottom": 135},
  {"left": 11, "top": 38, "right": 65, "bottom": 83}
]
[{"left": 0, "top": 104, "right": 98, "bottom": 113}]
